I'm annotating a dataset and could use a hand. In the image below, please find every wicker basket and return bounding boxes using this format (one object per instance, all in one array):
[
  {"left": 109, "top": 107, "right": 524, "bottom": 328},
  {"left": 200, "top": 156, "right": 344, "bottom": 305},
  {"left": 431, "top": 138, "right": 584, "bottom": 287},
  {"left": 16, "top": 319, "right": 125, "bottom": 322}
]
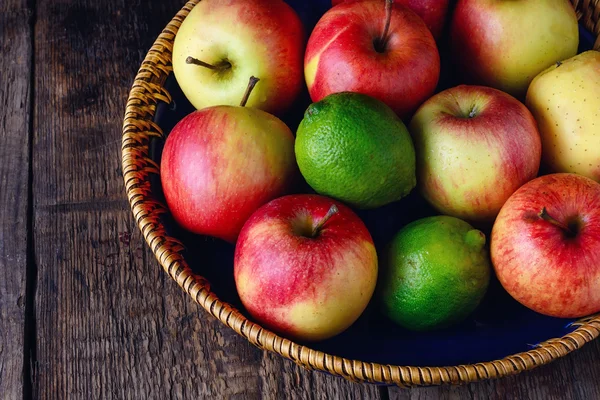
[{"left": 122, "top": 0, "right": 600, "bottom": 387}]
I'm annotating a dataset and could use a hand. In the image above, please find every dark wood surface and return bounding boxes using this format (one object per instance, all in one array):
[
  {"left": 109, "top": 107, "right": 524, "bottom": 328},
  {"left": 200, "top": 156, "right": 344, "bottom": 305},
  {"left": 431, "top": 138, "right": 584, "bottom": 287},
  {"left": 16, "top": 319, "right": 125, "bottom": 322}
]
[
  {"left": 0, "top": 0, "right": 32, "bottom": 399},
  {"left": 0, "top": 0, "right": 598, "bottom": 398}
]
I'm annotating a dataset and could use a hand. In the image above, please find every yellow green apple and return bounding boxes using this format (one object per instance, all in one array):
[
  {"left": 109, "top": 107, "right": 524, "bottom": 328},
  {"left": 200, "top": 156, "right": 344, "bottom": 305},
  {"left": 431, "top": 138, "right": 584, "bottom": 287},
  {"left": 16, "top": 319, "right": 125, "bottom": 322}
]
[
  {"left": 451, "top": 0, "right": 579, "bottom": 98},
  {"left": 526, "top": 50, "right": 600, "bottom": 182},
  {"left": 172, "top": 0, "right": 305, "bottom": 115}
]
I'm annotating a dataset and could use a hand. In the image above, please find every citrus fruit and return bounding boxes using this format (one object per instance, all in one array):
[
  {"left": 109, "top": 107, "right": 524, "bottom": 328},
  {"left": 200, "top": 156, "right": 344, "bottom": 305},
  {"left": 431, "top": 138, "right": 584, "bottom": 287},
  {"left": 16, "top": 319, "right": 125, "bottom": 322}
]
[
  {"left": 378, "top": 215, "right": 491, "bottom": 331},
  {"left": 295, "top": 92, "right": 416, "bottom": 209}
]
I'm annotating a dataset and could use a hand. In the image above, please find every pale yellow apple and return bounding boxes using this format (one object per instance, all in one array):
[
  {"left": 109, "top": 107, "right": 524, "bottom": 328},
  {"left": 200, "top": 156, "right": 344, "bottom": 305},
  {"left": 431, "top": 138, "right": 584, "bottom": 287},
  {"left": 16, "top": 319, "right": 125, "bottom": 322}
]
[{"left": 526, "top": 50, "right": 600, "bottom": 182}]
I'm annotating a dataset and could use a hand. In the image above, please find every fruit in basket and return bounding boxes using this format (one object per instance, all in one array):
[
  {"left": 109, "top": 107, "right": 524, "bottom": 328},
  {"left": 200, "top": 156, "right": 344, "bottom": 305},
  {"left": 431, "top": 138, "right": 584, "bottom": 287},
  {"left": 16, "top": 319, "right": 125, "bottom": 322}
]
[
  {"left": 330, "top": 0, "right": 450, "bottom": 40},
  {"left": 450, "top": 0, "right": 579, "bottom": 97},
  {"left": 491, "top": 173, "right": 600, "bottom": 318},
  {"left": 378, "top": 215, "right": 491, "bottom": 331},
  {"left": 234, "top": 194, "right": 378, "bottom": 341},
  {"left": 410, "top": 85, "right": 541, "bottom": 223},
  {"left": 161, "top": 77, "right": 297, "bottom": 243},
  {"left": 295, "top": 92, "right": 416, "bottom": 209},
  {"left": 172, "top": 0, "right": 304, "bottom": 115},
  {"left": 526, "top": 50, "right": 600, "bottom": 182},
  {"left": 305, "top": 0, "right": 440, "bottom": 118}
]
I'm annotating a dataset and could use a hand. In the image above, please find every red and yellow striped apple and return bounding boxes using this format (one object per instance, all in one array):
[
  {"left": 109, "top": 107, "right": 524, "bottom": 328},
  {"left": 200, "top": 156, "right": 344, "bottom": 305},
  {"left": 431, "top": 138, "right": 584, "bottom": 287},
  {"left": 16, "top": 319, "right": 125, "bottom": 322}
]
[
  {"left": 491, "top": 173, "right": 600, "bottom": 318},
  {"left": 234, "top": 194, "right": 378, "bottom": 341},
  {"left": 172, "top": 0, "right": 304, "bottom": 115},
  {"left": 305, "top": 0, "right": 440, "bottom": 119},
  {"left": 409, "top": 85, "right": 542, "bottom": 222},
  {"left": 526, "top": 50, "right": 600, "bottom": 182},
  {"left": 331, "top": 0, "right": 450, "bottom": 40},
  {"left": 161, "top": 78, "right": 298, "bottom": 243},
  {"left": 451, "top": 0, "right": 579, "bottom": 97}
]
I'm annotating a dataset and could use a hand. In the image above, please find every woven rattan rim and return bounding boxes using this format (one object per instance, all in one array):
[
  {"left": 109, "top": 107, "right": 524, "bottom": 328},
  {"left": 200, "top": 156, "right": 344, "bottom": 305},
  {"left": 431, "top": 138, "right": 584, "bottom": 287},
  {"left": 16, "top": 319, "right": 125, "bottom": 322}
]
[{"left": 121, "top": 0, "right": 600, "bottom": 387}]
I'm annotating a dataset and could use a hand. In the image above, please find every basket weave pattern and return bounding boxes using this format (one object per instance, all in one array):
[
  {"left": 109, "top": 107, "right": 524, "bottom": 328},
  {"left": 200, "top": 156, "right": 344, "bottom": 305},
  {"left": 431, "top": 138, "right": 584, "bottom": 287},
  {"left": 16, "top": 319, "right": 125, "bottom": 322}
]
[
  {"left": 122, "top": 0, "right": 600, "bottom": 387},
  {"left": 573, "top": 0, "right": 600, "bottom": 48}
]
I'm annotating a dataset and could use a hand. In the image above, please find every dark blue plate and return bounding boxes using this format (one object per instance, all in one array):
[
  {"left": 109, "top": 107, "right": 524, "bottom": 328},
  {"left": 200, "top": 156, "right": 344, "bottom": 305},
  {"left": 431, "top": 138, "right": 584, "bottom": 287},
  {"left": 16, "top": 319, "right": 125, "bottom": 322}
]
[{"left": 150, "top": 0, "right": 596, "bottom": 368}]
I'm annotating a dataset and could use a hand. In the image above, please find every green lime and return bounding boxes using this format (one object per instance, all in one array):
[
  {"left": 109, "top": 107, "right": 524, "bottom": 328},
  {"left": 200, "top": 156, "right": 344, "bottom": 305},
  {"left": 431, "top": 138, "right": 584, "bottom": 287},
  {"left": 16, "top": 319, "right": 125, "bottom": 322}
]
[
  {"left": 378, "top": 216, "right": 491, "bottom": 331},
  {"left": 295, "top": 92, "right": 416, "bottom": 209}
]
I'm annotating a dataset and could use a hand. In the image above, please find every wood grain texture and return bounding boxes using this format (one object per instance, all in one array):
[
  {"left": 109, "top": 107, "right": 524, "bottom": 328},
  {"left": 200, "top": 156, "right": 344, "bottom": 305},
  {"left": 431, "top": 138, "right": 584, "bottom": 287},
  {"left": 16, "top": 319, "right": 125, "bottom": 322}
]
[
  {"left": 390, "top": 339, "right": 600, "bottom": 399},
  {"left": 27, "top": 0, "right": 600, "bottom": 398},
  {"left": 0, "top": 0, "right": 32, "bottom": 398},
  {"left": 31, "top": 0, "right": 380, "bottom": 398}
]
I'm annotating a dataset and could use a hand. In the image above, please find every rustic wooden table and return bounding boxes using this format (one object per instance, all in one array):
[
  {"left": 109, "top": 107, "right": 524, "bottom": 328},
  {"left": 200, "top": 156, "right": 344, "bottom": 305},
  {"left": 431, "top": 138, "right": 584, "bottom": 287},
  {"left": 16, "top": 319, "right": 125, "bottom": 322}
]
[{"left": 2, "top": 0, "right": 600, "bottom": 398}]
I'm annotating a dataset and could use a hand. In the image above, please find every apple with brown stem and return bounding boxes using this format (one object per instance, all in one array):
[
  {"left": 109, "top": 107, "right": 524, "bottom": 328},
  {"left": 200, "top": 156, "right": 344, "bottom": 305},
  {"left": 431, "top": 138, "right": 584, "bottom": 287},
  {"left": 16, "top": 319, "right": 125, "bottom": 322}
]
[
  {"left": 491, "top": 173, "right": 600, "bottom": 318},
  {"left": 161, "top": 77, "right": 298, "bottom": 243},
  {"left": 410, "top": 85, "right": 541, "bottom": 223},
  {"left": 305, "top": 0, "right": 440, "bottom": 119},
  {"left": 331, "top": 0, "right": 450, "bottom": 40},
  {"left": 234, "top": 194, "right": 378, "bottom": 341},
  {"left": 172, "top": 0, "right": 305, "bottom": 115}
]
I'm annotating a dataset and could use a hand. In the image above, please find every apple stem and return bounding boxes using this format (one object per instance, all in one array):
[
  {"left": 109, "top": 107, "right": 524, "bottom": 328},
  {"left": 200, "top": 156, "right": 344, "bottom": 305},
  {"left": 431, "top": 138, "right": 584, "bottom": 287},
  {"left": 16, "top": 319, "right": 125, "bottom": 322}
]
[
  {"left": 376, "top": 0, "right": 394, "bottom": 52},
  {"left": 312, "top": 205, "right": 339, "bottom": 237},
  {"left": 186, "top": 56, "right": 230, "bottom": 72},
  {"left": 539, "top": 207, "right": 574, "bottom": 236},
  {"left": 239, "top": 76, "right": 260, "bottom": 107},
  {"left": 468, "top": 107, "right": 478, "bottom": 118}
]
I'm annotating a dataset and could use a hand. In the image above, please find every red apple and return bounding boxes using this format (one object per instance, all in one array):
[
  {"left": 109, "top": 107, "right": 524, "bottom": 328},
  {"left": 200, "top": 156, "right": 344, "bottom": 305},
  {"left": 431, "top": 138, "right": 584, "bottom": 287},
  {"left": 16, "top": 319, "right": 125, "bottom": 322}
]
[
  {"left": 331, "top": 0, "right": 450, "bottom": 40},
  {"left": 234, "top": 194, "right": 378, "bottom": 341},
  {"left": 410, "top": 85, "right": 541, "bottom": 222},
  {"left": 305, "top": 0, "right": 440, "bottom": 119},
  {"left": 450, "top": 0, "right": 579, "bottom": 97},
  {"left": 161, "top": 78, "right": 297, "bottom": 243},
  {"left": 491, "top": 173, "right": 600, "bottom": 318}
]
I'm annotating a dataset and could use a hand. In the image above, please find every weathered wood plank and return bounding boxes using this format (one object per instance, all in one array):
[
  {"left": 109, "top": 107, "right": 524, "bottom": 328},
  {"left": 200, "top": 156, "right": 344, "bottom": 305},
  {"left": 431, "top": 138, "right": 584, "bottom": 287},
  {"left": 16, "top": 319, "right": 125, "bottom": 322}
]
[
  {"left": 0, "top": 1, "right": 33, "bottom": 399},
  {"left": 389, "top": 339, "right": 600, "bottom": 400},
  {"left": 31, "top": 0, "right": 380, "bottom": 398}
]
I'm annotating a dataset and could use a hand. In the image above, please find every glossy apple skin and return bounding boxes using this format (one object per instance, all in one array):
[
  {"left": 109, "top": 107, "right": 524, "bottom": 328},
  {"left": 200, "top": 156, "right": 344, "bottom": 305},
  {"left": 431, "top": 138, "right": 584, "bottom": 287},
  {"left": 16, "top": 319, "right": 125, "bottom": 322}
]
[
  {"left": 331, "top": 0, "right": 450, "bottom": 39},
  {"left": 234, "top": 194, "right": 378, "bottom": 341},
  {"left": 526, "top": 51, "right": 600, "bottom": 182},
  {"left": 305, "top": 0, "right": 440, "bottom": 119},
  {"left": 172, "top": 0, "right": 304, "bottom": 115},
  {"left": 491, "top": 174, "right": 600, "bottom": 318},
  {"left": 161, "top": 106, "right": 297, "bottom": 243},
  {"left": 410, "top": 85, "right": 541, "bottom": 222},
  {"left": 451, "top": 0, "right": 579, "bottom": 98}
]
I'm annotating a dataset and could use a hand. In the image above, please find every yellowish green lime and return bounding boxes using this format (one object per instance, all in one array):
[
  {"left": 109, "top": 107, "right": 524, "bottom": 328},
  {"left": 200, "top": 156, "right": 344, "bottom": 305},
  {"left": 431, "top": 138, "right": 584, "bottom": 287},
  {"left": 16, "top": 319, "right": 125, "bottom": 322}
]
[
  {"left": 378, "top": 216, "right": 491, "bottom": 331},
  {"left": 295, "top": 92, "right": 416, "bottom": 209}
]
